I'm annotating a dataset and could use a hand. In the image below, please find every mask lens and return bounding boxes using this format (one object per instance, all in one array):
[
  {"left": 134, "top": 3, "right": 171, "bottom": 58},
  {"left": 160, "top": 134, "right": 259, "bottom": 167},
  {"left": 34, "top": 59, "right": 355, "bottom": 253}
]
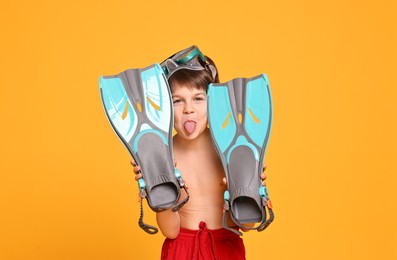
[{"left": 161, "top": 46, "right": 207, "bottom": 78}]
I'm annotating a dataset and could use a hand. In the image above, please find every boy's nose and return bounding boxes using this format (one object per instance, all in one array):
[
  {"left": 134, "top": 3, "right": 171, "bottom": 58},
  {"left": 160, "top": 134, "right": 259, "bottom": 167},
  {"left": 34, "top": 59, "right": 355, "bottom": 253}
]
[{"left": 183, "top": 103, "right": 194, "bottom": 114}]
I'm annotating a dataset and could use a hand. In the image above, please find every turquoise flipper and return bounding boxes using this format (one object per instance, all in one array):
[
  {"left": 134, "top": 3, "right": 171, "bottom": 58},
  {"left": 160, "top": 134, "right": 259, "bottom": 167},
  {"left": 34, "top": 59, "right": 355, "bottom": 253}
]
[
  {"left": 208, "top": 74, "right": 274, "bottom": 235},
  {"left": 207, "top": 85, "right": 237, "bottom": 153},
  {"left": 99, "top": 77, "right": 138, "bottom": 142},
  {"left": 245, "top": 75, "right": 272, "bottom": 148},
  {"left": 99, "top": 64, "right": 188, "bottom": 234}
]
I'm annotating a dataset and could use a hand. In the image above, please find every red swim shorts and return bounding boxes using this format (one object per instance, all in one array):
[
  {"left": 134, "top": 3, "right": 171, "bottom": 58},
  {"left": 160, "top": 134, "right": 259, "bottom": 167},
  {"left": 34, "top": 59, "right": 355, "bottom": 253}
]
[{"left": 161, "top": 221, "right": 245, "bottom": 260}]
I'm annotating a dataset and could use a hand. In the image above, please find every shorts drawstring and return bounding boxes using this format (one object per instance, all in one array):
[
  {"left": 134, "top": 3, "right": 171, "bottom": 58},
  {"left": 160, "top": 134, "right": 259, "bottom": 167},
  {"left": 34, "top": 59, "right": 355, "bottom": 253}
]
[{"left": 192, "top": 222, "right": 218, "bottom": 260}]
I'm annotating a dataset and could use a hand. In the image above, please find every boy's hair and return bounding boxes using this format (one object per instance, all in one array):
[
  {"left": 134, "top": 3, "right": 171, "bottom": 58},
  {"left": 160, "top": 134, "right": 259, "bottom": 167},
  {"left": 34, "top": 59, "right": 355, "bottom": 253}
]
[{"left": 169, "top": 56, "right": 220, "bottom": 92}]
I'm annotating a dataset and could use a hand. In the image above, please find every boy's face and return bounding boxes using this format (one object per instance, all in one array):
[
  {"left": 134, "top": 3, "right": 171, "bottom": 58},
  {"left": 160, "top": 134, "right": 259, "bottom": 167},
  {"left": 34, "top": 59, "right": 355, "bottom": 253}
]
[{"left": 171, "top": 83, "right": 208, "bottom": 140}]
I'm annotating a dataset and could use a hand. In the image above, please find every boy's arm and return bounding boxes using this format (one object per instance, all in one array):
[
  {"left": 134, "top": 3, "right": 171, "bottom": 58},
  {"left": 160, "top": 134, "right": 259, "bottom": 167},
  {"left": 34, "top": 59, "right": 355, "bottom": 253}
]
[{"left": 156, "top": 210, "right": 180, "bottom": 239}]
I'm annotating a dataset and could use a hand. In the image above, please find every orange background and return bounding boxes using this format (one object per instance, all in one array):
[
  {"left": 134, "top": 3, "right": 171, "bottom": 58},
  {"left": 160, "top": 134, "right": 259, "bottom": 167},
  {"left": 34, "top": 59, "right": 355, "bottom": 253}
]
[{"left": 1, "top": 0, "right": 396, "bottom": 259}]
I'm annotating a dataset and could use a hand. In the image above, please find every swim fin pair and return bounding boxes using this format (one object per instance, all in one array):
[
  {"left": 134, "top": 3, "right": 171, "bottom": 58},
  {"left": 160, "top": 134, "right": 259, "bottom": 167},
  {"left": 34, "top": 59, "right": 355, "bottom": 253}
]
[
  {"left": 99, "top": 63, "right": 274, "bottom": 235},
  {"left": 99, "top": 64, "right": 189, "bottom": 234},
  {"left": 208, "top": 74, "right": 274, "bottom": 236}
]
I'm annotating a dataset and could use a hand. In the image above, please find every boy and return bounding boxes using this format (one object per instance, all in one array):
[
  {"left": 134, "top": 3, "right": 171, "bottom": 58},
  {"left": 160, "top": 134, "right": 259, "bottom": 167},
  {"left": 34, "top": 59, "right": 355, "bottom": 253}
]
[{"left": 131, "top": 46, "right": 267, "bottom": 260}]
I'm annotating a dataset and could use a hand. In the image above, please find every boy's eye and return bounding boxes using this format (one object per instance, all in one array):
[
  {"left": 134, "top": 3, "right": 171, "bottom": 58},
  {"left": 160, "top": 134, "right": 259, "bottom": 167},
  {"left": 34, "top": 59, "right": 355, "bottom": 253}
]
[
  {"left": 173, "top": 99, "right": 182, "bottom": 104},
  {"left": 194, "top": 96, "right": 206, "bottom": 102}
]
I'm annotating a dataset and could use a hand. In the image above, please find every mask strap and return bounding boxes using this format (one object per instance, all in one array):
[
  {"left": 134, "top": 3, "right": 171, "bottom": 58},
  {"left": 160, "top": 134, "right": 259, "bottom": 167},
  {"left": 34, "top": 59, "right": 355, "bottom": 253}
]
[{"left": 206, "top": 64, "right": 217, "bottom": 81}]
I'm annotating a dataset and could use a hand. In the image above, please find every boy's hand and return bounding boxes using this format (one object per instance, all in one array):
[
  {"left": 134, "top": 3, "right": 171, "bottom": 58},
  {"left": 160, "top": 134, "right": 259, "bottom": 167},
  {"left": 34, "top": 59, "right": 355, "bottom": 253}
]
[{"left": 130, "top": 159, "right": 142, "bottom": 181}]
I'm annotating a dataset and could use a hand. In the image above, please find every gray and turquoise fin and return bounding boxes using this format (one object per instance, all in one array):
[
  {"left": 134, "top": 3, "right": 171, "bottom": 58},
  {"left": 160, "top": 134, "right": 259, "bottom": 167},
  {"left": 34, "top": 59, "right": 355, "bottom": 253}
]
[
  {"left": 208, "top": 74, "right": 274, "bottom": 236},
  {"left": 99, "top": 64, "right": 189, "bottom": 234}
]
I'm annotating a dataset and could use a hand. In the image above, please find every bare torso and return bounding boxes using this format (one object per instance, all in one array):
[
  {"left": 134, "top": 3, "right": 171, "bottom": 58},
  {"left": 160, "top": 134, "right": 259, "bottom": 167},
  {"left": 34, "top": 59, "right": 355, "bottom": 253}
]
[{"left": 173, "top": 129, "right": 228, "bottom": 230}]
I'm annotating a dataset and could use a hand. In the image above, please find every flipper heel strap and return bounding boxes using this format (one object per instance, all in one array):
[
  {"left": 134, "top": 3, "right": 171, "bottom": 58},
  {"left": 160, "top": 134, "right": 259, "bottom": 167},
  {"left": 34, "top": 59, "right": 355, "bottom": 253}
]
[
  {"left": 222, "top": 194, "right": 243, "bottom": 236},
  {"left": 172, "top": 169, "right": 190, "bottom": 212},
  {"left": 257, "top": 207, "right": 274, "bottom": 232},
  {"left": 138, "top": 182, "right": 158, "bottom": 234},
  {"left": 257, "top": 186, "right": 274, "bottom": 232}
]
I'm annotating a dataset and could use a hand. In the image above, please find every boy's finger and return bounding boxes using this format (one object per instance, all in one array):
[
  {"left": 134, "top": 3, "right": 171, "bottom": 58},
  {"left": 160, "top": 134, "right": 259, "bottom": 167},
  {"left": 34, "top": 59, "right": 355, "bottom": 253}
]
[
  {"left": 133, "top": 166, "right": 141, "bottom": 174},
  {"left": 130, "top": 159, "right": 137, "bottom": 167}
]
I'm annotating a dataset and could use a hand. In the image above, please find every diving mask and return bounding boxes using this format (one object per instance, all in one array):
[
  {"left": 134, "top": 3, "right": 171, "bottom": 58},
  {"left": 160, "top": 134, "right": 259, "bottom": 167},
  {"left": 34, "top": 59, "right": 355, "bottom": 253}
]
[{"left": 160, "top": 45, "right": 217, "bottom": 80}]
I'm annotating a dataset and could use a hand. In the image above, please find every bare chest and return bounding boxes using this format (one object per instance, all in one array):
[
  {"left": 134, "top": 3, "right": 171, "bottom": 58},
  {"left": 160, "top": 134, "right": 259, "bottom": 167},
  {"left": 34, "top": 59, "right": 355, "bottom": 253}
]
[{"left": 175, "top": 151, "right": 225, "bottom": 203}]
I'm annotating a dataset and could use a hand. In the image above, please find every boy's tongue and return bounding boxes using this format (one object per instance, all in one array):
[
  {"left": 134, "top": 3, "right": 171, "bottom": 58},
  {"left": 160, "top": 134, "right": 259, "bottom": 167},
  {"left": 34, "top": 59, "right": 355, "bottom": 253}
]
[{"left": 184, "top": 121, "right": 196, "bottom": 134}]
